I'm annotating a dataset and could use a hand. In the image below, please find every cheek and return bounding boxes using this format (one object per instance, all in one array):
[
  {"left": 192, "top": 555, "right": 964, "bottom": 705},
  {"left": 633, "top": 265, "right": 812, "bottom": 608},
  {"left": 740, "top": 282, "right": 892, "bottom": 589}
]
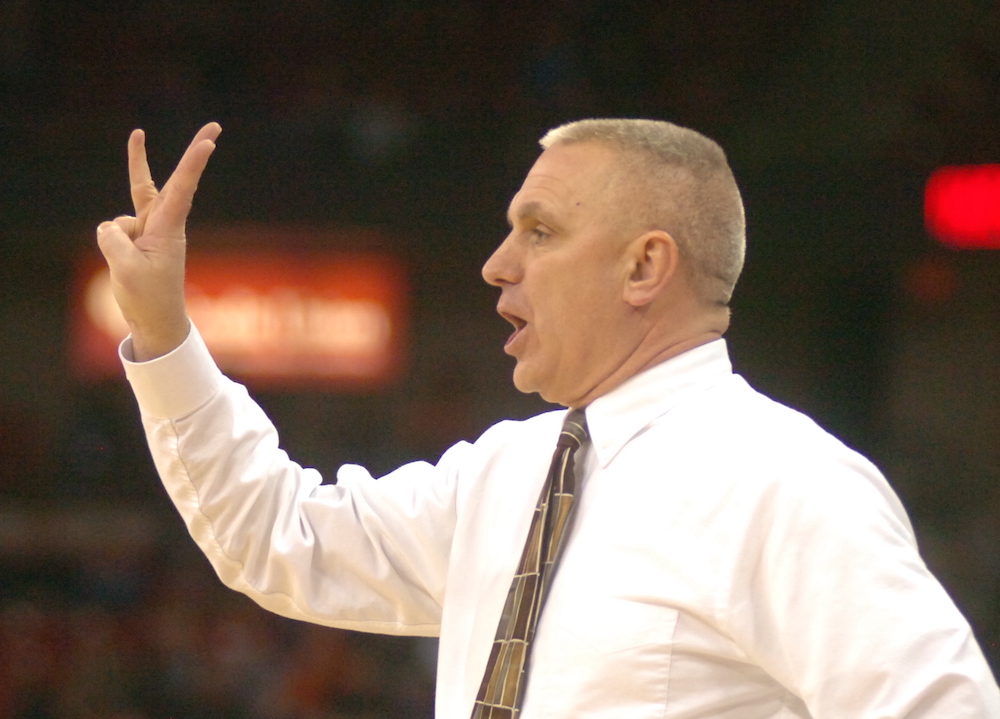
[
  {"left": 542, "top": 295, "right": 603, "bottom": 359},
  {"left": 534, "top": 292, "right": 578, "bottom": 344},
  {"left": 529, "top": 254, "right": 622, "bottom": 344},
  {"left": 564, "top": 286, "right": 625, "bottom": 352}
]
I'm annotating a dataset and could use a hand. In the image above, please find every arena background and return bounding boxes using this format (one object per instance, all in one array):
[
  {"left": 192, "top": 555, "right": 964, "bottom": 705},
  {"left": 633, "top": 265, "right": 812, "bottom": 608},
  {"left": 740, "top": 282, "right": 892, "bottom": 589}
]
[{"left": 1, "top": 1, "right": 998, "bottom": 716}]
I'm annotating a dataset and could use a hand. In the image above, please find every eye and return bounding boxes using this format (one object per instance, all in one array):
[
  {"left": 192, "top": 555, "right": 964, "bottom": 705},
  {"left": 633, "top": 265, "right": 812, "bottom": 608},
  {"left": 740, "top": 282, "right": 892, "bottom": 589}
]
[{"left": 530, "top": 225, "right": 552, "bottom": 243}]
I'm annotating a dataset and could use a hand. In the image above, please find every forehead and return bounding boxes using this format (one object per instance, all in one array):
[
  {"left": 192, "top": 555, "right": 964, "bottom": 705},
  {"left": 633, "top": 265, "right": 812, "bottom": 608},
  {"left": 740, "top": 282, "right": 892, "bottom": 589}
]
[{"left": 507, "top": 142, "right": 621, "bottom": 224}]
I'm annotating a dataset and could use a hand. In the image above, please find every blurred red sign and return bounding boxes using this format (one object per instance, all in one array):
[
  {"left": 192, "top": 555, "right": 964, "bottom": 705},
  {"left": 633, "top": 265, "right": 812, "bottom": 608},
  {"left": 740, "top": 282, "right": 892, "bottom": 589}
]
[
  {"left": 71, "top": 251, "right": 408, "bottom": 388},
  {"left": 925, "top": 165, "right": 1000, "bottom": 249}
]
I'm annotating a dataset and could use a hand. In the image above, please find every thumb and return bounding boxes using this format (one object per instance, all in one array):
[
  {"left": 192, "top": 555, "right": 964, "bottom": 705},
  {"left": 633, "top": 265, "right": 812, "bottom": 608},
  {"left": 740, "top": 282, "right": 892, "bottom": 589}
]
[{"left": 96, "top": 220, "right": 137, "bottom": 269}]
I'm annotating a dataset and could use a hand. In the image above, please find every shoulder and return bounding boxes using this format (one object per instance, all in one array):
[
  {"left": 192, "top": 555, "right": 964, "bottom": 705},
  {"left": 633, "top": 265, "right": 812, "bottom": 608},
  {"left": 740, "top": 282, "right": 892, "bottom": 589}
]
[
  {"left": 475, "top": 408, "right": 566, "bottom": 445},
  {"left": 666, "top": 374, "right": 911, "bottom": 530},
  {"left": 436, "top": 408, "right": 566, "bottom": 513},
  {"left": 694, "top": 374, "right": 877, "bottom": 470},
  {"left": 432, "top": 407, "right": 566, "bottom": 473},
  {"left": 450, "top": 408, "right": 566, "bottom": 469}
]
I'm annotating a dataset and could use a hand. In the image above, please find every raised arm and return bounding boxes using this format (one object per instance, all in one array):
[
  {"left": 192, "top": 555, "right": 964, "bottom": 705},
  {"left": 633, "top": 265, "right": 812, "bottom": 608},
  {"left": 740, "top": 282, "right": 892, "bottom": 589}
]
[
  {"left": 98, "top": 122, "right": 457, "bottom": 636},
  {"left": 96, "top": 122, "right": 221, "bottom": 361}
]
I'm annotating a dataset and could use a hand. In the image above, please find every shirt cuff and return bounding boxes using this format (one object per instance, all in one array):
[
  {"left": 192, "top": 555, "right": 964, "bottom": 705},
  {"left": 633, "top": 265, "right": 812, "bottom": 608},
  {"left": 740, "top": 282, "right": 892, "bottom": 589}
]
[{"left": 121, "top": 323, "right": 224, "bottom": 420}]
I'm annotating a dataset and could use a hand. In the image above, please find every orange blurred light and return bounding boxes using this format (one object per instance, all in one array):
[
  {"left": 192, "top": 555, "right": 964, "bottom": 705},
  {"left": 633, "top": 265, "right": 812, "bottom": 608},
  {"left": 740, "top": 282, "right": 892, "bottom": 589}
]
[
  {"left": 925, "top": 165, "right": 1000, "bottom": 249},
  {"left": 71, "top": 251, "right": 408, "bottom": 388}
]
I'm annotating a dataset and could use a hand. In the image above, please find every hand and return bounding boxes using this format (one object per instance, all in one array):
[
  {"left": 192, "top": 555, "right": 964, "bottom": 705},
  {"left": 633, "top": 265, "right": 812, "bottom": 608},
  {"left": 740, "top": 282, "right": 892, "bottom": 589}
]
[{"left": 96, "top": 122, "right": 222, "bottom": 361}]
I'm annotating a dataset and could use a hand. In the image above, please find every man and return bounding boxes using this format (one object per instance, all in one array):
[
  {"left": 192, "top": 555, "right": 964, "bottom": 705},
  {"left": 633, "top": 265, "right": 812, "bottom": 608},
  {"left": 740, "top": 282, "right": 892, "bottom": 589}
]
[{"left": 97, "top": 119, "right": 1000, "bottom": 718}]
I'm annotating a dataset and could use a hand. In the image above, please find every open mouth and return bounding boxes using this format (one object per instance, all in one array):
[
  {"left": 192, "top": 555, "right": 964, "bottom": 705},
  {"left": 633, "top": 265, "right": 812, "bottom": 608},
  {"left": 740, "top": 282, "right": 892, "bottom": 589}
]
[{"left": 499, "top": 311, "right": 527, "bottom": 348}]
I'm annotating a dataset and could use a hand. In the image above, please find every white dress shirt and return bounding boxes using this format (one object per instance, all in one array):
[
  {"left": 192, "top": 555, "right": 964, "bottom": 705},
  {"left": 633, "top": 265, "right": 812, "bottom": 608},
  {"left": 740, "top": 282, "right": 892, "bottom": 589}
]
[{"left": 123, "top": 326, "right": 1000, "bottom": 719}]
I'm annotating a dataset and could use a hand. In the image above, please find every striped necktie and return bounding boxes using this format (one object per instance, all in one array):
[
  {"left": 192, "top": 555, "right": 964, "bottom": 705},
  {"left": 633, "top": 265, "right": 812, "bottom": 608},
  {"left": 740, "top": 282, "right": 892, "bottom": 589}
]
[{"left": 471, "top": 409, "right": 590, "bottom": 719}]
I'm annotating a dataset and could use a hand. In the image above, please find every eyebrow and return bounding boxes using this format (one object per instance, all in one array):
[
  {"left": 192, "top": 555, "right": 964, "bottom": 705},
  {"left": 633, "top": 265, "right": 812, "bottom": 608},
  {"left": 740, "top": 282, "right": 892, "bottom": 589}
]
[{"left": 506, "top": 200, "right": 550, "bottom": 228}]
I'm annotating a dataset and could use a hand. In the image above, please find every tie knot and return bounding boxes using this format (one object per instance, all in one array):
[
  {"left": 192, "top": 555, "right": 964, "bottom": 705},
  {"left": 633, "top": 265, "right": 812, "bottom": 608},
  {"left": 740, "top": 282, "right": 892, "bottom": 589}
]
[{"left": 558, "top": 409, "right": 589, "bottom": 449}]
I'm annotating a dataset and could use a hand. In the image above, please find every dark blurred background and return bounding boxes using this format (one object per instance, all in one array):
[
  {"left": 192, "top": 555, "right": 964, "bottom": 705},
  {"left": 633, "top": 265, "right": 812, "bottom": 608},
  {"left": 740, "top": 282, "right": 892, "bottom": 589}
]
[{"left": 1, "top": 1, "right": 998, "bottom": 717}]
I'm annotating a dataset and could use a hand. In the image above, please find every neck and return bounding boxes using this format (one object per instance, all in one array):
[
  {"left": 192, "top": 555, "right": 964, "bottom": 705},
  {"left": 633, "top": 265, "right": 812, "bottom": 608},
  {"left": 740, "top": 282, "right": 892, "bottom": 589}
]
[
  {"left": 562, "top": 307, "right": 729, "bottom": 409},
  {"left": 565, "top": 332, "right": 723, "bottom": 409}
]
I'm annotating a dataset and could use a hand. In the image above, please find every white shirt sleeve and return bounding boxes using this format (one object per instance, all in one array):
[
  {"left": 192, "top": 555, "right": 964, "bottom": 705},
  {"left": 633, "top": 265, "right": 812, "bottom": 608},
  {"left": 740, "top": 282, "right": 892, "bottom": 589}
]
[{"left": 122, "top": 324, "right": 460, "bottom": 637}]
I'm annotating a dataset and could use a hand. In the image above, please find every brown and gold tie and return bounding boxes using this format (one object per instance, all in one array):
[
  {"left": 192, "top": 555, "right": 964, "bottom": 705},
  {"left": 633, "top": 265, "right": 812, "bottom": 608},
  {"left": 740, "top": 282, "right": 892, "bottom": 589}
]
[{"left": 471, "top": 409, "right": 590, "bottom": 719}]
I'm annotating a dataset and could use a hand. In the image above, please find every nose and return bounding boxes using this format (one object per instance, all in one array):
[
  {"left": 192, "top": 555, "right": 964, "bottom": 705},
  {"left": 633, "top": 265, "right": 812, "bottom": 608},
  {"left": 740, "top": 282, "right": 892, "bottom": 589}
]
[{"left": 482, "top": 231, "right": 522, "bottom": 287}]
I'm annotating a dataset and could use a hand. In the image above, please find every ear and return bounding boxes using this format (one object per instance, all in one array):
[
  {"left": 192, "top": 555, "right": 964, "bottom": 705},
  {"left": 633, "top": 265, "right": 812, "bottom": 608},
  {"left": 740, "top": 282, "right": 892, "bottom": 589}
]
[{"left": 623, "top": 230, "right": 680, "bottom": 307}]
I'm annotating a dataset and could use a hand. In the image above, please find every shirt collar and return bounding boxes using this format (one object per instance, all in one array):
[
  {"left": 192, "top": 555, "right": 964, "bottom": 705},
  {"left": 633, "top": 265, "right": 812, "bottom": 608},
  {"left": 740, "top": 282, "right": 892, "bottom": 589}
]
[{"left": 584, "top": 339, "right": 733, "bottom": 468}]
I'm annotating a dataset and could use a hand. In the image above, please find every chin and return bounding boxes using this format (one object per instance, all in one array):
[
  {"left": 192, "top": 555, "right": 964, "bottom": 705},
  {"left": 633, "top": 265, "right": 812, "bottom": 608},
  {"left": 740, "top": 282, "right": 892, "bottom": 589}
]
[
  {"left": 512, "top": 359, "right": 571, "bottom": 405},
  {"left": 510, "top": 365, "right": 533, "bottom": 394},
  {"left": 511, "top": 363, "right": 545, "bottom": 395},
  {"left": 513, "top": 369, "right": 568, "bottom": 406}
]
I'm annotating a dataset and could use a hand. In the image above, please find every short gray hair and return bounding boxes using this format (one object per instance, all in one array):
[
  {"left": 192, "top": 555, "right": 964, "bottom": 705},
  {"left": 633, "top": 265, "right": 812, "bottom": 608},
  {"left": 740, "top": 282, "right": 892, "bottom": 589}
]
[{"left": 540, "top": 118, "right": 746, "bottom": 306}]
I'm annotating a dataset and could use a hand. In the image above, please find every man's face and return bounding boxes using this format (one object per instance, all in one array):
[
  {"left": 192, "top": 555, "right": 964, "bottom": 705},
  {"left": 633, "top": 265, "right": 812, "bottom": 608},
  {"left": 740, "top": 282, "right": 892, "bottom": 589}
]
[{"left": 482, "top": 142, "right": 633, "bottom": 406}]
